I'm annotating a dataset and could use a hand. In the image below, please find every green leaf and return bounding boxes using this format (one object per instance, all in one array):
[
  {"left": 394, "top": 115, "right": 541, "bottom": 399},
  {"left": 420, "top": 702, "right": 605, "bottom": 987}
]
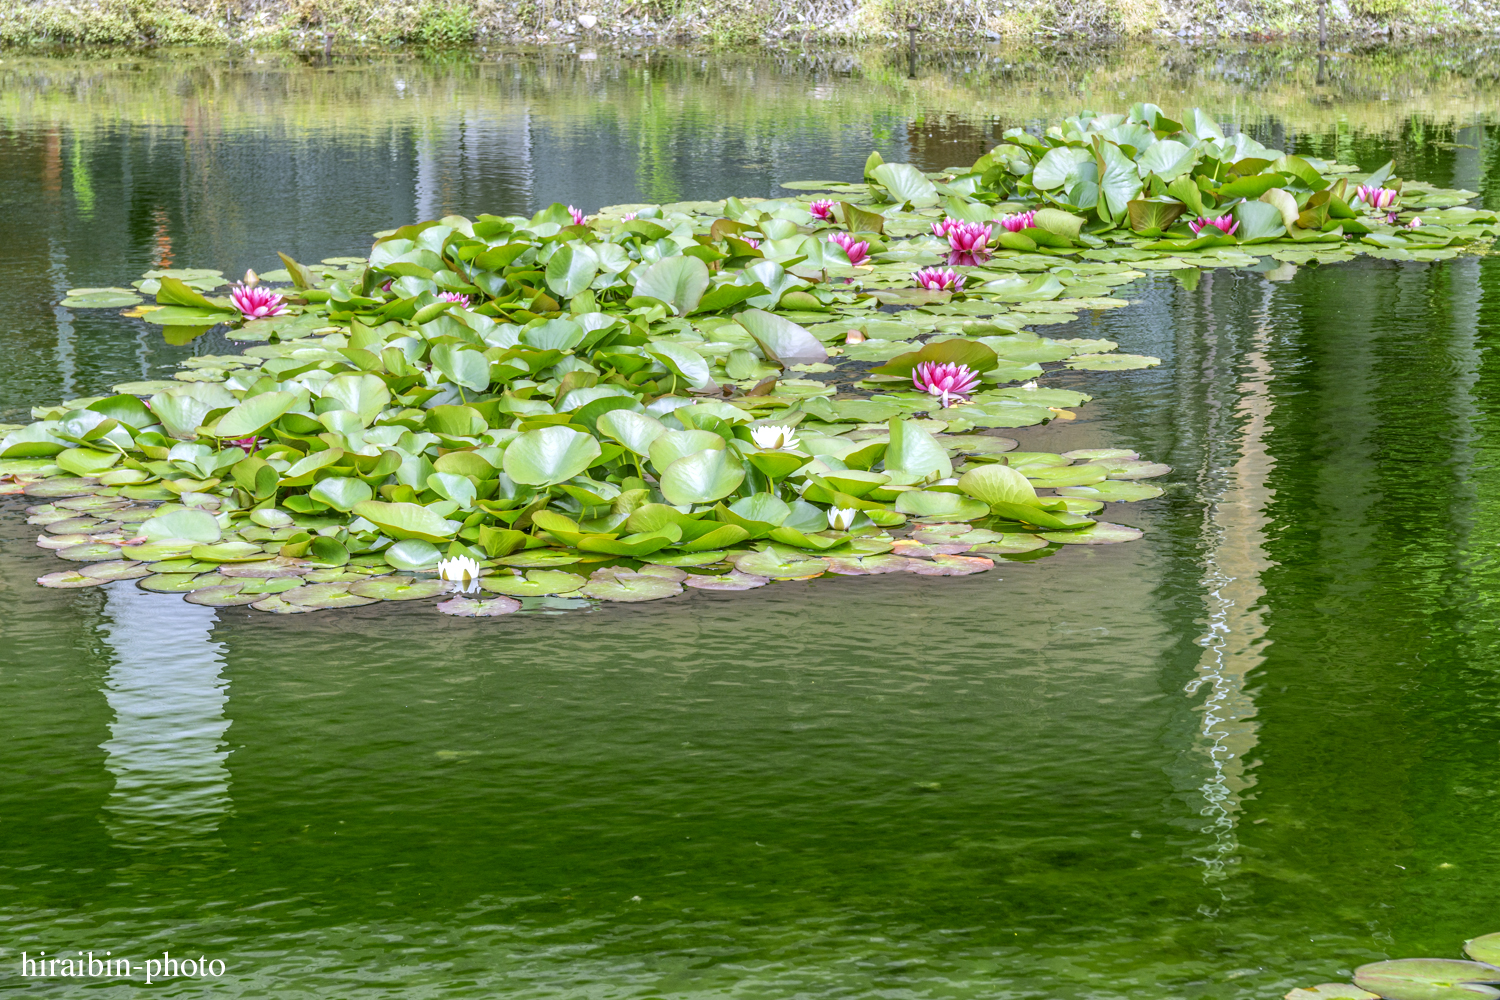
[
  {"left": 885, "top": 418, "right": 952, "bottom": 480},
  {"left": 837, "top": 202, "right": 887, "bottom": 235},
  {"left": 691, "top": 282, "right": 767, "bottom": 314},
  {"left": 736, "top": 309, "right": 827, "bottom": 366},
  {"left": 893, "top": 490, "right": 990, "bottom": 520},
  {"left": 659, "top": 448, "right": 746, "bottom": 505},
  {"left": 143, "top": 305, "right": 233, "bottom": 326},
  {"left": 520, "top": 318, "right": 585, "bottom": 351},
  {"left": 648, "top": 429, "right": 725, "bottom": 473},
  {"left": 215, "top": 391, "right": 297, "bottom": 438},
  {"left": 502, "top": 425, "right": 603, "bottom": 486},
  {"left": 309, "top": 476, "right": 373, "bottom": 512},
  {"left": 140, "top": 508, "right": 222, "bottom": 543},
  {"left": 1232, "top": 200, "right": 1287, "bottom": 242},
  {"left": 155, "top": 276, "right": 232, "bottom": 312},
  {"left": 320, "top": 373, "right": 391, "bottom": 425},
  {"left": 870, "top": 338, "right": 998, "bottom": 377},
  {"left": 1098, "top": 141, "right": 1143, "bottom": 219},
  {"left": 1031, "top": 207, "right": 1085, "bottom": 241},
  {"left": 1135, "top": 139, "right": 1197, "bottom": 181},
  {"left": 1259, "top": 187, "right": 1301, "bottom": 230},
  {"left": 1031, "top": 146, "right": 1093, "bottom": 190},
  {"left": 1166, "top": 175, "right": 1207, "bottom": 216},
  {"left": 597, "top": 409, "right": 667, "bottom": 455},
  {"left": 545, "top": 244, "right": 600, "bottom": 298},
  {"left": 633, "top": 256, "right": 711, "bottom": 316},
  {"left": 426, "top": 471, "right": 477, "bottom": 508},
  {"left": 648, "top": 342, "right": 716, "bottom": 391},
  {"left": 277, "top": 252, "right": 319, "bottom": 289},
  {"left": 351, "top": 500, "right": 462, "bottom": 543},
  {"left": 1215, "top": 173, "right": 1285, "bottom": 199},
  {"left": 957, "top": 464, "right": 1039, "bottom": 505},
  {"left": 430, "top": 344, "right": 491, "bottom": 392},
  {"left": 1127, "top": 199, "right": 1186, "bottom": 233},
  {"left": 871, "top": 163, "right": 940, "bottom": 208}
]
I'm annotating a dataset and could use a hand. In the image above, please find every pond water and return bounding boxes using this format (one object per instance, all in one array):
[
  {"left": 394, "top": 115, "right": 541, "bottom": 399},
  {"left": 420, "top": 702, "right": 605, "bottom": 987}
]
[{"left": 3, "top": 46, "right": 1500, "bottom": 999}]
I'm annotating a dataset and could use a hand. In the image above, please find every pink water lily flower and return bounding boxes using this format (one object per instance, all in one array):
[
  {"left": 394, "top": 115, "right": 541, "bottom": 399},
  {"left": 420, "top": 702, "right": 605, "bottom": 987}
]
[
  {"left": 999, "top": 210, "right": 1036, "bottom": 233},
  {"left": 945, "top": 220, "right": 993, "bottom": 253},
  {"left": 913, "top": 361, "right": 980, "bottom": 408},
  {"left": 913, "top": 267, "right": 965, "bottom": 292},
  {"left": 622, "top": 211, "right": 638, "bottom": 221},
  {"left": 1189, "top": 215, "right": 1239, "bottom": 237},
  {"left": 567, "top": 205, "right": 586, "bottom": 226},
  {"left": 828, "top": 231, "right": 870, "bottom": 265},
  {"left": 438, "top": 291, "right": 471, "bottom": 307},
  {"left": 1356, "top": 185, "right": 1398, "bottom": 209},
  {"left": 931, "top": 218, "right": 954, "bottom": 238},
  {"left": 741, "top": 236, "right": 760, "bottom": 249},
  {"left": 809, "top": 199, "right": 836, "bottom": 220},
  {"left": 230, "top": 284, "right": 287, "bottom": 319},
  {"left": 1408, "top": 216, "right": 1422, "bottom": 229}
]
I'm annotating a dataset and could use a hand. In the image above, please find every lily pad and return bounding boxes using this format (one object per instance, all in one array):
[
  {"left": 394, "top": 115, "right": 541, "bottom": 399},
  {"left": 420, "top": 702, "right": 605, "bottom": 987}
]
[
  {"left": 1467, "top": 937, "right": 1500, "bottom": 967},
  {"left": 236, "top": 576, "right": 305, "bottom": 596},
  {"left": 481, "top": 570, "right": 587, "bottom": 597},
  {"left": 824, "top": 554, "right": 919, "bottom": 575},
  {"left": 138, "top": 572, "right": 214, "bottom": 592},
  {"left": 24, "top": 478, "right": 101, "bottom": 497},
  {"left": 681, "top": 569, "right": 769, "bottom": 590},
  {"left": 907, "top": 554, "right": 995, "bottom": 575},
  {"left": 384, "top": 538, "right": 442, "bottom": 572},
  {"left": 1285, "top": 986, "right": 1380, "bottom": 1000},
  {"left": 118, "top": 540, "right": 197, "bottom": 561},
  {"left": 1057, "top": 481, "right": 1164, "bottom": 502},
  {"left": 184, "top": 584, "right": 256, "bottom": 607},
  {"left": 580, "top": 568, "right": 684, "bottom": 602},
  {"left": 37, "top": 569, "right": 109, "bottom": 588},
  {"left": 280, "top": 583, "right": 380, "bottom": 609},
  {"left": 1097, "top": 460, "right": 1172, "bottom": 480},
  {"left": 969, "top": 533, "right": 1050, "bottom": 555},
  {"left": 1039, "top": 521, "right": 1144, "bottom": 544},
  {"left": 219, "top": 557, "right": 310, "bottom": 578},
  {"left": 1064, "top": 353, "right": 1160, "bottom": 371},
  {"left": 249, "top": 595, "right": 318, "bottom": 614},
  {"left": 437, "top": 596, "right": 522, "bottom": 616},
  {"left": 1353, "top": 960, "right": 1500, "bottom": 1000},
  {"left": 497, "top": 550, "right": 583, "bottom": 568},
  {"left": 56, "top": 542, "right": 126, "bottom": 562},
  {"left": 645, "top": 551, "right": 728, "bottom": 567},
  {"left": 348, "top": 577, "right": 448, "bottom": 601},
  {"left": 191, "top": 541, "right": 273, "bottom": 563},
  {"left": 732, "top": 550, "right": 830, "bottom": 579}
]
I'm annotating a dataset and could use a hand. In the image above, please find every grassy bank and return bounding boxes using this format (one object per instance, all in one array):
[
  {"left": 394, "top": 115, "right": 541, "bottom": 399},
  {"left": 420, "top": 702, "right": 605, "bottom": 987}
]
[{"left": 2, "top": 0, "right": 1499, "bottom": 48}]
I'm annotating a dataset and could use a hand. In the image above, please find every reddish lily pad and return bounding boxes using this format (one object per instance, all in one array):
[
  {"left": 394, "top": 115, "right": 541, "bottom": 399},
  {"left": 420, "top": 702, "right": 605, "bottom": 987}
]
[
  {"left": 437, "top": 596, "right": 523, "bottom": 616},
  {"left": 348, "top": 577, "right": 447, "bottom": 601},
  {"left": 636, "top": 565, "right": 687, "bottom": 583},
  {"left": 43, "top": 517, "right": 101, "bottom": 534},
  {"left": 36, "top": 532, "right": 97, "bottom": 549},
  {"left": 825, "top": 554, "right": 920, "bottom": 575},
  {"left": 907, "top": 554, "right": 995, "bottom": 575},
  {"left": 681, "top": 569, "right": 769, "bottom": 590},
  {"left": 480, "top": 570, "right": 587, "bottom": 597},
  {"left": 184, "top": 584, "right": 256, "bottom": 607},
  {"left": 78, "top": 559, "right": 150, "bottom": 582},
  {"left": 1353, "top": 960, "right": 1500, "bottom": 1000},
  {"left": 219, "top": 557, "right": 310, "bottom": 578},
  {"left": 37, "top": 569, "right": 107, "bottom": 588},
  {"left": 1039, "top": 521, "right": 1144, "bottom": 544},
  {"left": 892, "top": 539, "right": 972, "bottom": 558}
]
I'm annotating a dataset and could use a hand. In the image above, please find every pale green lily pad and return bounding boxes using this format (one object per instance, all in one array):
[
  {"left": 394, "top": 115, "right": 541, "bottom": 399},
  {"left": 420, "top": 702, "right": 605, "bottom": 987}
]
[
  {"left": 580, "top": 568, "right": 684, "bottom": 602},
  {"left": 118, "top": 540, "right": 198, "bottom": 561},
  {"left": 280, "top": 583, "right": 380, "bottom": 609},
  {"left": 1064, "top": 353, "right": 1160, "bottom": 371},
  {"left": 1052, "top": 496, "right": 1104, "bottom": 514},
  {"left": 1353, "top": 960, "right": 1500, "bottom": 1000},
  {"left": 645, "top": 551, "right": 728, "bottom": 567},
  {"left": 481, "top": 569, "right": 588, "bottom": 597},
  {"left": 939, "top": 434, "right": 1019, "bottom": 454},
  {"left": 43, "top": 516, "right": 101, "bottom": 534},
  {"left": 303, "top": 568, "right": 372, "bottom": 583},
  {"left": 24, "top": 478, "right": 101, "bottom": 497},
  {"left": 1061, "top": 448, "right": 1139, "bottom": 461},
  {"left": 1468, "top": 936, "right": 1500, "bottom": 967},
  {"left": 36, "top": 568, "right": 112, "bottom": 588},
  {"left": 55, "top": 495, "right": 131, "bottom": 513},
  {"left": 497, "top": 550, "right": 584, "bottom": 568},
  {"left": 76, "top": 559, "right": 150, "bottom": 582},
  {"left": 637, "top": 564, "right": 687, "bottom": 582},
  {"left": 681, "top": 569, "right": 769, "bottom": 590},
  {"left": 249, "top": 595, "right": 318, "bottom": 614},
  {"left": 384, "top": 538, "right": 442, "bottom": 572},
  {"left": 236, "top": 576, "right": 305, "bottom": 595},
  {"left": 1285, "top": 985, "right": 1380, "bottom": 1000},
  {"left": 1058, "top": 481, "right": 1164, "bottom": 502},
  {"left": 1039, "top": 521, "right": 1144, "bottom": 544},
  {"left": 1024, "top": 466, "right": 1109, "bottom": 487},
  {"left": 184, "top": 584, "right": 256, "bottom": 607},
  {"left": 733, "top": 550, "right": 830, "bottom": 579},
  {"left": 894, "top": 491, "right": 991, "bottom": 520},
  {"left": 56, "top": 542, "right": 125, "bottom": 562},
  {"left": 892, "top": 539, "right": 972, "bottom": 558},
  {"left": 348, "top": 577, "right": 448, "bottom": 601},
  {"left": 1098, "top": 460, "right": 1172, "bottom": 480},
  {"left": 437, "top": 596, "right": 522, "bottom": 616},
  {"left": 138, "top": 572, "right": 212, "bottom": 592},
  {"left": 63, "top": 289, "right": 145, "bottom": 309},
  {"left": 969, "top": 533, "right": 1050, "bottom": 555},
  {"left": 191, "top": 541, "right": 273, "bottom": 563}
]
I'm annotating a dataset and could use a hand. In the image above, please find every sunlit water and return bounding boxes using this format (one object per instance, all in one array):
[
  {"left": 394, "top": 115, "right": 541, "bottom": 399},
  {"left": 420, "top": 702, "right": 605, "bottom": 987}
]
[{"left": 2, "top": 47, "right": 1499, "bottom": 999}]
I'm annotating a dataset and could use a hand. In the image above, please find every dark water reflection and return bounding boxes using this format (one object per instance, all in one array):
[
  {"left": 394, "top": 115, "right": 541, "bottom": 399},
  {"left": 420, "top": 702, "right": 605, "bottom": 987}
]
[{"left": 2, "top": 48, "right": 1500, "bottom": 999}]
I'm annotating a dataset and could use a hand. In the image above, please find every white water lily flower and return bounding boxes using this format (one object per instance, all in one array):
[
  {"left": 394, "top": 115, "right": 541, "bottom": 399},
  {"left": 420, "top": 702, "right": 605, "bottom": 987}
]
[
  {"left": 438, "top": 555, "right": 482, "bottom": 593},
  {"left": 750, "top": 424, "right": 800, "bottom": 450},
  {"left": 827, "top": 506, "right": 857, "bottom": 531},
  {"left": 1020, "top": 381, "right": 1039, "bottom": 390}
]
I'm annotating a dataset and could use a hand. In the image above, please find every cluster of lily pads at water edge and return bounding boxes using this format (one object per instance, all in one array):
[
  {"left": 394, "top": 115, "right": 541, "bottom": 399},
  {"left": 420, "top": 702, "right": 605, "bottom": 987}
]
[
  {"left": 3, "top": 104, "right": 1495, "bottom": 616},
  {"left": 1290, "top": 931, "right": 1500, "bottom": 1000}
]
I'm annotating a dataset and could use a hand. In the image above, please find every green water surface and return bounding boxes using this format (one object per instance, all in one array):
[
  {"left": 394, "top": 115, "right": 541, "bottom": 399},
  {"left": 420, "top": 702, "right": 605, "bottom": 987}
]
[{"left": 2, "top": 46, "right": 1500, "bottom": 999}]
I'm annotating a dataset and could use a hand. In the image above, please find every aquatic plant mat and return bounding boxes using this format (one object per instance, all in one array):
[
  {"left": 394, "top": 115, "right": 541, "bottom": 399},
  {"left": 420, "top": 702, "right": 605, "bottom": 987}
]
[{"left": 3, "top": 103, "right": 1494, "bottom": 617}]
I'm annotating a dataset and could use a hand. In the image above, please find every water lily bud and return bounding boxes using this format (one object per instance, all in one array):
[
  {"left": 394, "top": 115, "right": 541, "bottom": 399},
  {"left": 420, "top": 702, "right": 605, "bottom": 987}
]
[
  {"left": 845, "top": 330, "right": 866, "bottom": 344},
  {"left": 243, "top": 268, "right": 260, "bottom": 286},
  {"left": 827, "top": 507, "right": 857, "bottom": 531}
]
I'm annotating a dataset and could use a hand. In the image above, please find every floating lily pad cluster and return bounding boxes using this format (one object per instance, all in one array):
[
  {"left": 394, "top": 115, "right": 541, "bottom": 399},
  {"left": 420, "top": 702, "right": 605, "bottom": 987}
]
[
  {"left": 3, "top": 103, "right": 1493, "bottom": 616},
  {"left": 1290, "top": 932, "right": 1500, "bottom": 1000}
]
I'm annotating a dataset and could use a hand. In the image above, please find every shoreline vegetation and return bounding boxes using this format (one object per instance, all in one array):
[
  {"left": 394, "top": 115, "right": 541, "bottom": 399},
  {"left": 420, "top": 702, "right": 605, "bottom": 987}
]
[{"left": 3, "top": 0, "right": 1500, "bottom": 48}]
